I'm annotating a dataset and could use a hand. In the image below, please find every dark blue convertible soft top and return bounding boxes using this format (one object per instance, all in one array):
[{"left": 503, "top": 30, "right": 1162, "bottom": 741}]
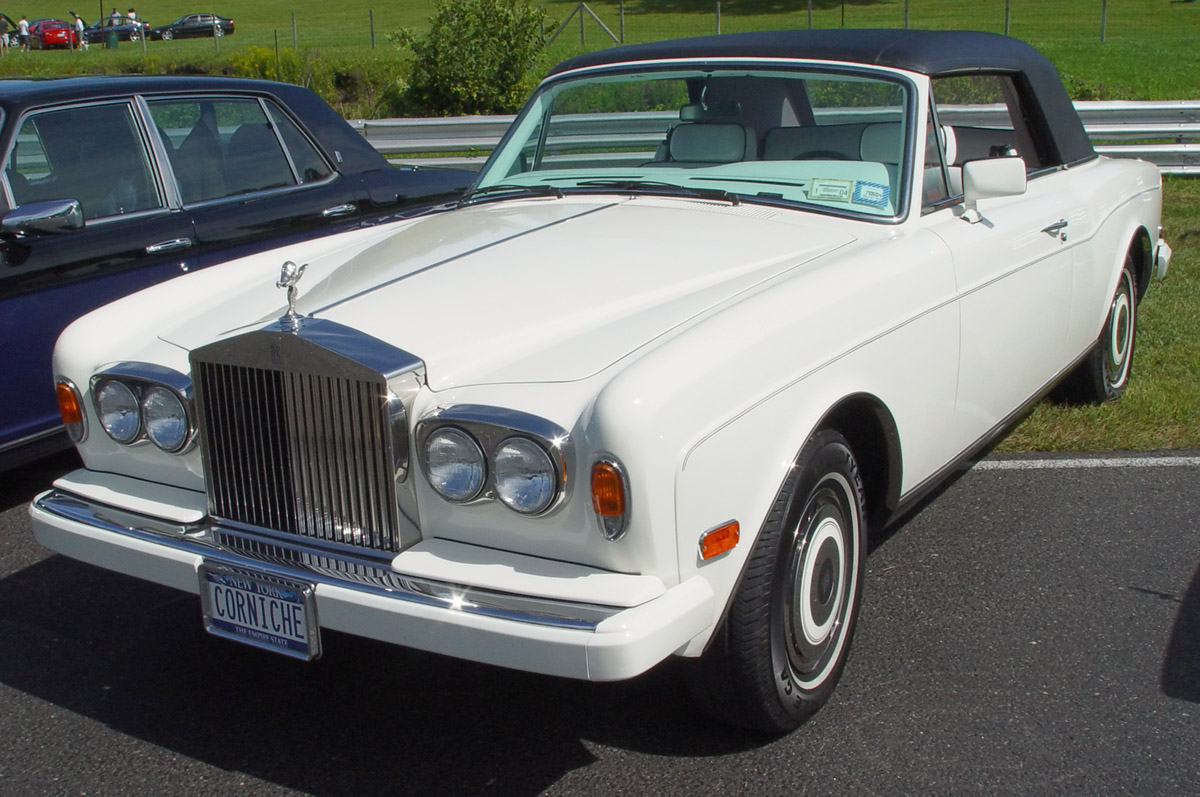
[{"left": 547, "top": 29, "right": 1094, "bottom": 167}]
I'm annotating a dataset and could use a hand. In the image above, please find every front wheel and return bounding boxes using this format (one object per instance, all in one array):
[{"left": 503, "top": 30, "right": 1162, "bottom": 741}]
[
  {"left": 685, "top": 429, "right": 867, "bottom": 733},
  {"left": 1056, "top": 254, "right": 1137, "bottom": 404},
  {"left": 161, "top": 29, "right": 173, "bottom": 41}
]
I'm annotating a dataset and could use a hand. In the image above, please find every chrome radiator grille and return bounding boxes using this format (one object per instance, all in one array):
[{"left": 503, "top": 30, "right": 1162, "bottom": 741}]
[{"left": 192, "top": 332, "right": 403, "bottom": 555}]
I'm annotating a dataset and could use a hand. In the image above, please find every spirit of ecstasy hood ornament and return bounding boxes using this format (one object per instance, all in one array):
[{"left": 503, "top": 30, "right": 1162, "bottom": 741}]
[{"left": 276, "top": 260, "right": 308, "bottom": 331}]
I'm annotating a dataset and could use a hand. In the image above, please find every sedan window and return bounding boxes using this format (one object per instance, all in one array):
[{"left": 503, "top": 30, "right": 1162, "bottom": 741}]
[
  {"left": 149, "top": 97, "right": 307, "bottom": 203},
  {"left": 6, "top": 103, "right": 162, "bottom": 221}
]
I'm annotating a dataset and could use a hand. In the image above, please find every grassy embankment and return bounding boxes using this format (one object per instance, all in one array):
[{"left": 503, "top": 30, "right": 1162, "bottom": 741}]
[{"left": 0, "top": 0, "right": 1195, "bottom": 450}]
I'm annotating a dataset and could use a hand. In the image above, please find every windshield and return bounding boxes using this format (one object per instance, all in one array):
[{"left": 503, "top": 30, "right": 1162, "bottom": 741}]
[{"left": 474, "top": 65, "right": 913, "bottom": 219}]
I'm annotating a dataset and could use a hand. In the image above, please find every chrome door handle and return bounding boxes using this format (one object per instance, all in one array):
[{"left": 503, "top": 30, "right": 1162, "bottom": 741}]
[
  {"left": 145, "top": 237, "right": 193, "bottom": 254},
  {"left": 322, "top": 203, "right": 356, "bottom": 218},
  {"left": 1041, "top": 219, "right": 1069, "bottom": 241}
]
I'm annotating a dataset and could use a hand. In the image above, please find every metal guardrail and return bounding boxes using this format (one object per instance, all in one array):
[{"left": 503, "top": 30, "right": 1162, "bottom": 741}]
[{"left": 349, "top": 100, "right": 1200, "bottom": 175}]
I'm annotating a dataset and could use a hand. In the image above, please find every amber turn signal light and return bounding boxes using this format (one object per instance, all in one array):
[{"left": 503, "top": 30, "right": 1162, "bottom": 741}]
[
  {"left": 591, "top": 460, "right": 626, "bottom": 516},
  {"left": 699, "top": 521, "right": 740, "bottom": 560},
  {"left": 56, "top": 380, "right": 86, "bottom": 442},
  {"left": 591, "top": 459, "right": 629, "bottom": 541}
]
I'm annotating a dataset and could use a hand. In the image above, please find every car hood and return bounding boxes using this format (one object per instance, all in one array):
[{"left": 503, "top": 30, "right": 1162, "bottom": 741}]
[{"left": 163, "top": 197, "right": 859, "bottom": 390}]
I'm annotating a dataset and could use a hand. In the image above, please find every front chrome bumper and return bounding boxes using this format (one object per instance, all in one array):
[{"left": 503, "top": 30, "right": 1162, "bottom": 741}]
[{"left": 29, "top": 478, "right": 715, "bottom": 681}]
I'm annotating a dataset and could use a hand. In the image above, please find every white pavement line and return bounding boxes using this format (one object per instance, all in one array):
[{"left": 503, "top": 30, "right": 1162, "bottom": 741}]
[{"left": 974, "top": 456, "right": 1200, "bottom": 471}]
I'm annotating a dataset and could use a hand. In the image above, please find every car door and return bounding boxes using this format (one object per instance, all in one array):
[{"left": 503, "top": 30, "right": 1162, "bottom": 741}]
[
  {"left": 0, "top": 99, "right": 197, "bottom": 457},
  {"left": 922, "top": 74, "right": 1080, "bottom": 445},
  {"left": 145, "top": 95, "right": 367, "bottom": 266},
  {"left": 184, "top": 15, "right": 207, "bottom": 37}
]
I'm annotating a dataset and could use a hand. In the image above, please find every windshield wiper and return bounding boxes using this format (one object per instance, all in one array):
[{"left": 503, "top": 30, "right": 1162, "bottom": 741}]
[
  {"left": 458, "top": 183, "right": 564, "bottom": 207},
  {"left": 574, "top": 179, "right": 740, "bottom": 206}
]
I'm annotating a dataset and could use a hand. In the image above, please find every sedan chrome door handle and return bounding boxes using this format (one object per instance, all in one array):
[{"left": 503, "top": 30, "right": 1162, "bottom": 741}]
[
  {"left": 322, "top": 203, "right": 356, "bottom": 218},
  {"left": 145, "top": 237, "right": 193, "bottom": 254},
  {"left": 1041, "top": 219, "right": 1069, "bottom": 241}
]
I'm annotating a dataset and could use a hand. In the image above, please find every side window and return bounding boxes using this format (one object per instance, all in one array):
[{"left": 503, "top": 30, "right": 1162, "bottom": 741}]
[
  {"left": 148, "top": 97, "right": 299, "bottom": 204},
  {"left": 5, "top": 102, "right": 162, "bottom": 221},
  {"left": 921, "top": 102, "right": 958, "bottom": 208},
  {"left": 931, "top": 73, "right": 1050, "bottom": 174},
  {"left": 265, "top": 104, "right": 333, "bottom": 184}
]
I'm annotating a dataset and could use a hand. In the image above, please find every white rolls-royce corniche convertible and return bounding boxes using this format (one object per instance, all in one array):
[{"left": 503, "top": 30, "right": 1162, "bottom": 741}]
[{"left": 30, "top": 30, "right": 1170, "bottom": 732}]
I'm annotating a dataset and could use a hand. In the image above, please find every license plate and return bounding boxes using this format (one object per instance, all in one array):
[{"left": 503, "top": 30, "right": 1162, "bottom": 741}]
[{"left": 199, "top": 564, "right": 321, "bottom": 660}]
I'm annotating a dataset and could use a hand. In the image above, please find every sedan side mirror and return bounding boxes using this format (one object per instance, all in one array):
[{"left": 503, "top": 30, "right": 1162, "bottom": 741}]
[
  {"left": 1, "top": 199, "right": 85, "bottom": 236},
  {"left": 961, "top": 157, "right": 1027, "bottom": 223}
]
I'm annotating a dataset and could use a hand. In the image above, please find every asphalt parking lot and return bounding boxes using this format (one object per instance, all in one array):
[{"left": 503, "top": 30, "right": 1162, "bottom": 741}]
[{"left": 1, "top": 450, "right": 1197, "bottom": 794}]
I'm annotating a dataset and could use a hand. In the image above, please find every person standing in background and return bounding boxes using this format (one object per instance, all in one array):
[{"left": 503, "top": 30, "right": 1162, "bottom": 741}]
[
  {"left": 17, "top": 14, "right": 29, "bottom": 51},
  {"left": 73, "top": 12, "right": 88, "bottom": 50}
]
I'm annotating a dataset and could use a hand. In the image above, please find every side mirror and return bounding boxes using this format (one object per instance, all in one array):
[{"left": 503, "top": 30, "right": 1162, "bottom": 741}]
[
  {"left": 1, "top": 199, "right": 85, "bottom": 236},
  {"left": 961, "top": 157, "right": 1026, "bottom": 223}
]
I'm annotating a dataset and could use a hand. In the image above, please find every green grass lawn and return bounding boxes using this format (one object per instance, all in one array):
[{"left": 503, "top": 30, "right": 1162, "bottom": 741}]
[
  {"left": 2, "top": 0, "right": 1196, "bottom": 451},
  {"left": 6, "top": 1, "right": 1200, "bottom": 99},
  {"left": 998, "top": 176, "right": 1200, "bottom": 452}
]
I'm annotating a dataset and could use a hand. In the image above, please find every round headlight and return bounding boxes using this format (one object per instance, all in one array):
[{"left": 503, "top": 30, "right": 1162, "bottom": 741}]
[
  {"left": 141, "top": 386, "right": 189, "bottom": 452},
  {"left": 96, "top": 380, "right": 140, "bottom": 444},
  {"left": 423, "top": 427, "right": 486, "bottom": 502},
  {"left": 493, "top": 436, "right": 556, "bottom": 515}
]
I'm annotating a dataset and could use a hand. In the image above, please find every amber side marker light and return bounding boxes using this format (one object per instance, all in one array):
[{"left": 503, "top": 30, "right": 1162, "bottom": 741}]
[
  {"left": 56, "top": 380, "right": 86, "bottom": 442},
  {"left": 699, "top": 521, "right": 740, "bottom": 560}
]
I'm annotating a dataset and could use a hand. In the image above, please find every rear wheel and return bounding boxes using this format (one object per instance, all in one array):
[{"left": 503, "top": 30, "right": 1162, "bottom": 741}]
[
  {"left": 1056, "top": 252, "right": 1137, "bottom": 404},
  {"left": 685, "top": 429, "right": 867, "bottom": 733},
  {"left": 214, "top": 26, "right": 224, "bottom": 37}
]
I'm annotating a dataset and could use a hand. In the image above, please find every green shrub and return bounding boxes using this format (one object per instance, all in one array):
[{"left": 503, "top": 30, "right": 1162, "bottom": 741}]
[{"left": 387, "top": 0, "right": 546, "bottom": 116}]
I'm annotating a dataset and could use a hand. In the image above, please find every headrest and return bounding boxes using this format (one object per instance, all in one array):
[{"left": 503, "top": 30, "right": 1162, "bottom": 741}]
[
  {"left": 669, "top": 123, "right": 748, "bottom": 163},
  {"left": 860, "top": 122, "right": 903, "bottom": 164},
  {"left": 940, "top": 125, "right": 957, "bottom": 165},
  {"left": 679, "top": 101, "right": 742, "bottom": 122}
]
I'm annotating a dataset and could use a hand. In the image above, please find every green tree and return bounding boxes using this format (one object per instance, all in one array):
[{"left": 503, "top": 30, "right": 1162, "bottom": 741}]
[{"left": 390, "top": 0, "right": 546, "bottom": 116}]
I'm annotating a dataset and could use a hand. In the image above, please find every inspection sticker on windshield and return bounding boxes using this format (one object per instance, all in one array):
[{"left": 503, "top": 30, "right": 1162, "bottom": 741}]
[
  {"left": 809, "top": 179, "right": 853, "bottom": 202},
  {"left": 853, "top": 181, "right": 890, "bottom": 208}
]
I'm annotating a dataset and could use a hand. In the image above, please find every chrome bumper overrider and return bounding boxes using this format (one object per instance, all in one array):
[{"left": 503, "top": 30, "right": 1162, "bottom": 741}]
[{"left": 30, "top": 488, "right": 715, "bottom": 681}]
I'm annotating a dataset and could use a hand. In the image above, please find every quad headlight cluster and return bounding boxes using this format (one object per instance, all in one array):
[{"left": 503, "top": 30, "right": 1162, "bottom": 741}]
[
  {"left": 90, "top": 366, "right": 193, "bottom": 453},
  {"left": 416, "top": 407, "right": 569, "bottom": 516}
]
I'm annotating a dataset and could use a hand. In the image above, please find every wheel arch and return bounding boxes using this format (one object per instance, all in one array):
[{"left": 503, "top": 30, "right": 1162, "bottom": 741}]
[
  {"left": 817, "top": 393, "right": 903, "bottom": 534},
  {"left": 1128, "top": 225, "right": 1154, "bottom": 303}
]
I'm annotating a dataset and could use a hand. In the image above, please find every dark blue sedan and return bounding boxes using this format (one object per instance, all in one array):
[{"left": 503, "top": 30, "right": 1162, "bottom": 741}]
[{"left": 0, "top": 76, "right": 470, "bottom": 469}]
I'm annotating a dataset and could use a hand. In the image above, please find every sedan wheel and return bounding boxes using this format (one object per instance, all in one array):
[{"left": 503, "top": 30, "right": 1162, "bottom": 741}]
[
  {"left": 161, "top": 29, "right": 173, "bottom": 41},
  {"left": 685, "top": 429, "right": 867, "bottom": 733},
  {"left": 214, "top": 26, "right": 224, "bottom": 37}
]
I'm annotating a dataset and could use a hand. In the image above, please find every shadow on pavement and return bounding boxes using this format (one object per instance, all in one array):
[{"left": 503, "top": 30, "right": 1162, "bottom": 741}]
[
  {"left": 1163, "top": 563, "right": 1200, "bottom": 703},
  {"left": 0, "top": 550, "right": 770, "bottom": 795}
]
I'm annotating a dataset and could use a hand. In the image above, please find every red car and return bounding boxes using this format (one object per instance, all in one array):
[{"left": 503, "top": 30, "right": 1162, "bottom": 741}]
[{"left": 30, "top": 18, "right": 80, "bottom": 49}]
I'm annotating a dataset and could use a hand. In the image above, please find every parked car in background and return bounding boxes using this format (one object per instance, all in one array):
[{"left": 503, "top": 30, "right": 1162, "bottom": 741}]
[
  {"left": 29, "top": 18, "right": 79, "bottom": 49},
  {"left": 0, "top": 75, "right": 471, "bottom": 469},
  {"left": 148, "top": 13, "right": 233, "bottom": 41},
  {"left": 83, "top": 16, "right": 149, "bottom": 44},
  {"left": 29, "top": 31, "right": 1170, "bottom": 733}
]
